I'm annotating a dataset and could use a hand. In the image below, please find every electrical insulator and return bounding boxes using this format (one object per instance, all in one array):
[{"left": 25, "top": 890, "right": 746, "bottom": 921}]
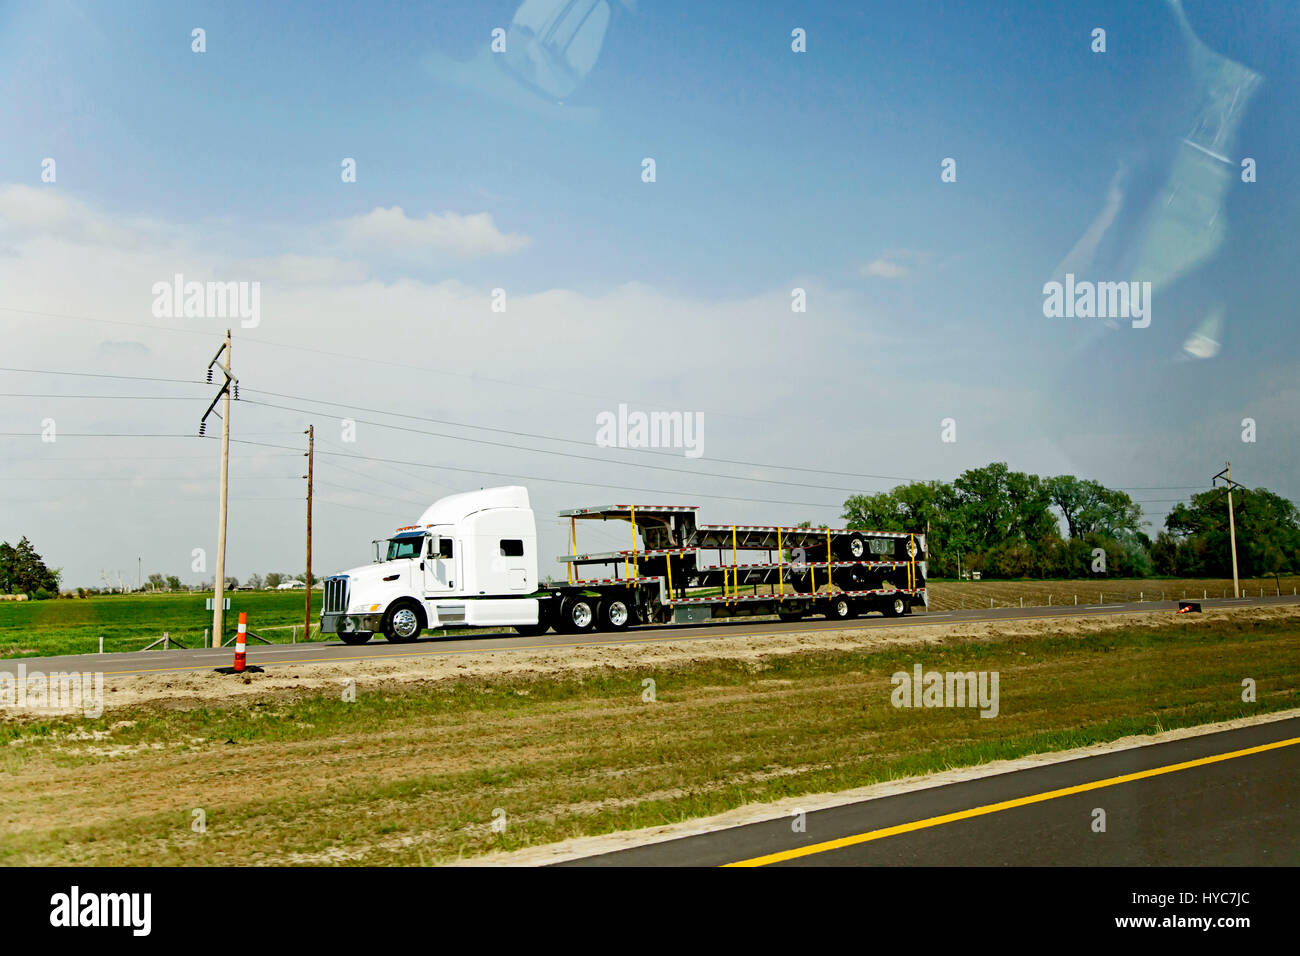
[
  {"left": 233, "top": 383, "right": 239, "bottom": 400},
  {"left": 199, "top": 422, "right": 206, "bottom": 436},
  {"left": 206, "top": 368, "right": 213, "bottom": 383}
]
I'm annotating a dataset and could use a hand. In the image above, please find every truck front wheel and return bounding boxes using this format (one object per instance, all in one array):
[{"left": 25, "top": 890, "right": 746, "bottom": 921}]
[{"left": 383, "top": 600, "right": 424, "bottom": 643}]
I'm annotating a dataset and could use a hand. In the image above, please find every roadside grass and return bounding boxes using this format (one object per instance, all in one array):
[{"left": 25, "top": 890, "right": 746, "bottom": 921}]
[
  {"left": 0, "top": 613, "right": 1295, "bottom": 865},
  {"left": 927, "top": 575, "right": 1300, "bottom": 611}
]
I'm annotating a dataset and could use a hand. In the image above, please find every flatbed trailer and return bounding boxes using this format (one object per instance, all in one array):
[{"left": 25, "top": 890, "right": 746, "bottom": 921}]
[{"left": 533, "top": 502, "right": 927, "bottom": 633}]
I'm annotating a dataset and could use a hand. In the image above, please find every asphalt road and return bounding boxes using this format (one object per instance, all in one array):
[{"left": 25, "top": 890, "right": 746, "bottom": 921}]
[
  {"left": 561, "top": 716, "right": 1300, "bottom": 866},
  {"left": 2, "top": 594, "right": 1295, "bottom": 679}
]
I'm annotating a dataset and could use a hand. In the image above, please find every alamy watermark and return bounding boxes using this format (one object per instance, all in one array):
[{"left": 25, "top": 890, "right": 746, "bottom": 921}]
[
  {"left": 1042, "top": 273, "right": 1150, "bottom": 328},
  {"left": 596, "top": 403, "right": 704, "bottom": 458},
  {"left": 151, "top": 273, "right": 260, "bottom": 328},
  {"left": 0, "top": 664, "right": 104, "bottom": 718},
  {"left": 891, "top": 663, "right": 999, "bottom": 718}
]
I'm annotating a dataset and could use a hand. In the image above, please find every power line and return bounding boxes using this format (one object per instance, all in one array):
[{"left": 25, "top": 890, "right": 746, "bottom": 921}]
[
  {"left": 0, "top": 366, "right": 204, "bottom": 384},
  {"left": 310, "top": 446, "right": 840, "bottom": 510},
  {"left": 0, "top": 393, "right": 205, "bottom": 400},
  {"left": 240, "top": 396, "right": 890, "bottom": 493},
  {"left": 0, "top": 307, "right": 769, "bottom": 423}
]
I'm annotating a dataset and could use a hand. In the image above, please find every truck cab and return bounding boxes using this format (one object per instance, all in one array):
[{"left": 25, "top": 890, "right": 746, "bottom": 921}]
[{"left": 320, "top": 486, "right": 540, "bottom": 644}]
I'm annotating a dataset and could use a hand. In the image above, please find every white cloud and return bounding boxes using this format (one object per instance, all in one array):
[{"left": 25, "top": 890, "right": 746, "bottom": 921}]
[
  {"left": 0, "top": 184, "right": 156, "bottom": 248},
  {"left": 859, "top": 258, "right": 909, "bottom": 279},
  {"left": 231, "top": 254, "right": 369, "bottom": 284},
  {"left": 338, "top": 206, "right": 531, "bottom": 256}
]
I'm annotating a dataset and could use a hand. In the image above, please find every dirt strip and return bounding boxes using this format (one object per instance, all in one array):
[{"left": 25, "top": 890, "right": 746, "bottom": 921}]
[{"left": 5, "top": 604, "right": 1294, "bottom": 717}]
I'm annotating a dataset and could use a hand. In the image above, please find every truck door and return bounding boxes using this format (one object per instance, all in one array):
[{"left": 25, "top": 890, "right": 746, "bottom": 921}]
[{"left": 424, "top": 535, "right": 457, "bottom": 593}]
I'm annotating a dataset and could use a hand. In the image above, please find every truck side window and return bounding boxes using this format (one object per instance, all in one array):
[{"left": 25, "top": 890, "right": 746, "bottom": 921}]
[
  {"left": 439, "top": 539, "right": 454, "bottom": 559},
  {"left": 499, "top": 539, "right": 524, "bottom": 557}
]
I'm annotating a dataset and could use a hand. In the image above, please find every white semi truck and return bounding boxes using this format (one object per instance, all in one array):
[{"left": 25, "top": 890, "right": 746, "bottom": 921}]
[{"left": 320, "top": 486, "right": 927, "bottom": 644}]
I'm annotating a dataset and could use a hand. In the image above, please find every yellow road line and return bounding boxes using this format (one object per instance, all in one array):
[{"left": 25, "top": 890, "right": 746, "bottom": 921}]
[{"left": 723, "top": 735, "right": 1300, "bottom": 867}]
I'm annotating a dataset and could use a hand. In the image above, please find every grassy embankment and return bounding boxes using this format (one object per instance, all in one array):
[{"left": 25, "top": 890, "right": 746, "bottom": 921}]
[{"left": 0, "top": 611, "right": 1295, "bottom": 865}]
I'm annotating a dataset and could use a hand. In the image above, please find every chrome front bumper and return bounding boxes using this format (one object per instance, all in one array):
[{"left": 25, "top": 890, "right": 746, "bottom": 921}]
[{"left": 320, "top": 612, "right": 383, "bottom": 634}]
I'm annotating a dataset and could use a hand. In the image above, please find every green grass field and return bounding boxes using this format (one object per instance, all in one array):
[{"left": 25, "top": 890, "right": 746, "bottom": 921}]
[{"left": 0, "top": 591, "right": 321, "bottom": 657}]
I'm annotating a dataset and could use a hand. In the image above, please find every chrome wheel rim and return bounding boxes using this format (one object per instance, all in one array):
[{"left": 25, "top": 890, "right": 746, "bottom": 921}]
[
  {"left": 392, "top": 608, "right": 419, "bottom": 638},
  {"left": 608, "top": 601, "right": 628, "bottom": 627},
  {"left": 572, "top": 602, "right": 593, "bottom": 629}
]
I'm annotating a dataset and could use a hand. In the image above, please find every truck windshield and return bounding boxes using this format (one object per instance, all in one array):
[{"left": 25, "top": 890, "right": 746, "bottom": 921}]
[{"left": 385, "top": 538, "right": 423, "bottom": 560}]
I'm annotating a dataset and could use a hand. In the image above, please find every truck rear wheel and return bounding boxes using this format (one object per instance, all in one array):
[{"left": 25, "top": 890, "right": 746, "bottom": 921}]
[
  {"left": 557, "top": 596, "right": 596, "bottom": 633},
  {"left": 595, "top": 595, "right": 632, "bottom": 632},
  {"left": 883, "top": 596, "right": 907, "bottom": 617}
]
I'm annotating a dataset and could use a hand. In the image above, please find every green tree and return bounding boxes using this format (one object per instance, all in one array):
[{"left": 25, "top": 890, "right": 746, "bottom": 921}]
[
  {"left": 1161, "top": 487, "right": 1300, "bottom": 577},
  {"left": 0, "top": 537, "right": 59, "bottom": 594}
]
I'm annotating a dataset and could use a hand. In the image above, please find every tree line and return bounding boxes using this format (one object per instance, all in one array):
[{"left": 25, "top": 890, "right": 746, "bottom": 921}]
[{"left": 840, "top": 462, "right": 1300, "bottom": 580}]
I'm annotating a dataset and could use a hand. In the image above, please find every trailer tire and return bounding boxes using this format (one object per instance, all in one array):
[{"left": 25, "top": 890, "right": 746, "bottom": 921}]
[
  {"left": 777, "top": 607, "right": 804, "bottom": 623},
  {"left": 883, "top": 596, "right": 907, "bottom": 617},
  {"left": 383, "top": 599, "right": 424, "bottom": 642},
  {"left": 557, "top": 596, "right": 596, "bottom": 633},
  {"left": 596, "top": 595, "right": 632, "bottom": 632},
  {"left": 825, "top": 595, "right": 856, "bottom": 621},
  {"left": 338, "top": 631, "right": 372, "bottom": 645}
]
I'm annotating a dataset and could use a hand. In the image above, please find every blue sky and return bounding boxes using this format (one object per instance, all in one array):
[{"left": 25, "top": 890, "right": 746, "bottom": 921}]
[{"left": 1, "top": 0, "right": 1296, "bottom": 585}]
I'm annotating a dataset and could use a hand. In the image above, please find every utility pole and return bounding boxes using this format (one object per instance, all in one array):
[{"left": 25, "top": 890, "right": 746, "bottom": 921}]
[
  {"left": 200, "top": 330, "right": 236, "bottom": 648},
  {"left": 1213, "top": 462, "right": 1244, "bottom": 599},
  {"left": 304, "top": 424, "right": 314, "bottom": 642}
]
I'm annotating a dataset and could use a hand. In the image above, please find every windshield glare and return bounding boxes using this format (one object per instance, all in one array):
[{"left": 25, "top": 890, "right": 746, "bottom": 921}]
[{"left": 385, "top": 537, "right": 423, "bottom": 561}]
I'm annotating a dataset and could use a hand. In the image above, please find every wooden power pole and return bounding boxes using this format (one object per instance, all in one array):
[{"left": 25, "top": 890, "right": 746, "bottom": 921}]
[
  {"left": 200, "top": 330, "right": 236, "bottom": 648},
  {"left": 304, "top": 424, "right": 314, "bottom": 641},
  {"left": 1213, "top": 461, "right": 1243, "bottom": 599}
]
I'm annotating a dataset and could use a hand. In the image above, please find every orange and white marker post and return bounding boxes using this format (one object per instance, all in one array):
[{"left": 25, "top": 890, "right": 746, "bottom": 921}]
[{"left": 233, "top": 612, "right": 248, "bottom": 672}]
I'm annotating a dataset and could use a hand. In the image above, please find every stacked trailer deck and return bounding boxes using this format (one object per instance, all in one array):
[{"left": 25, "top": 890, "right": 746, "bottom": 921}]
[{"left": 540, "top": 503, "right": 927, "bottom": 630}]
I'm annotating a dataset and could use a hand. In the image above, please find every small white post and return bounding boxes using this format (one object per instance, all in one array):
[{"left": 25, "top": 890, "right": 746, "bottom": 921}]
[{"left": 99, "top": 636, "right": 104, "bottom": 654}]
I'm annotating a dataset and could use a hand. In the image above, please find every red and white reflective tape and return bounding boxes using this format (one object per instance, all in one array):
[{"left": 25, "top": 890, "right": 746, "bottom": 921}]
[{"left": 233, "top": 612, "right": 248, "bottom": 672}]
